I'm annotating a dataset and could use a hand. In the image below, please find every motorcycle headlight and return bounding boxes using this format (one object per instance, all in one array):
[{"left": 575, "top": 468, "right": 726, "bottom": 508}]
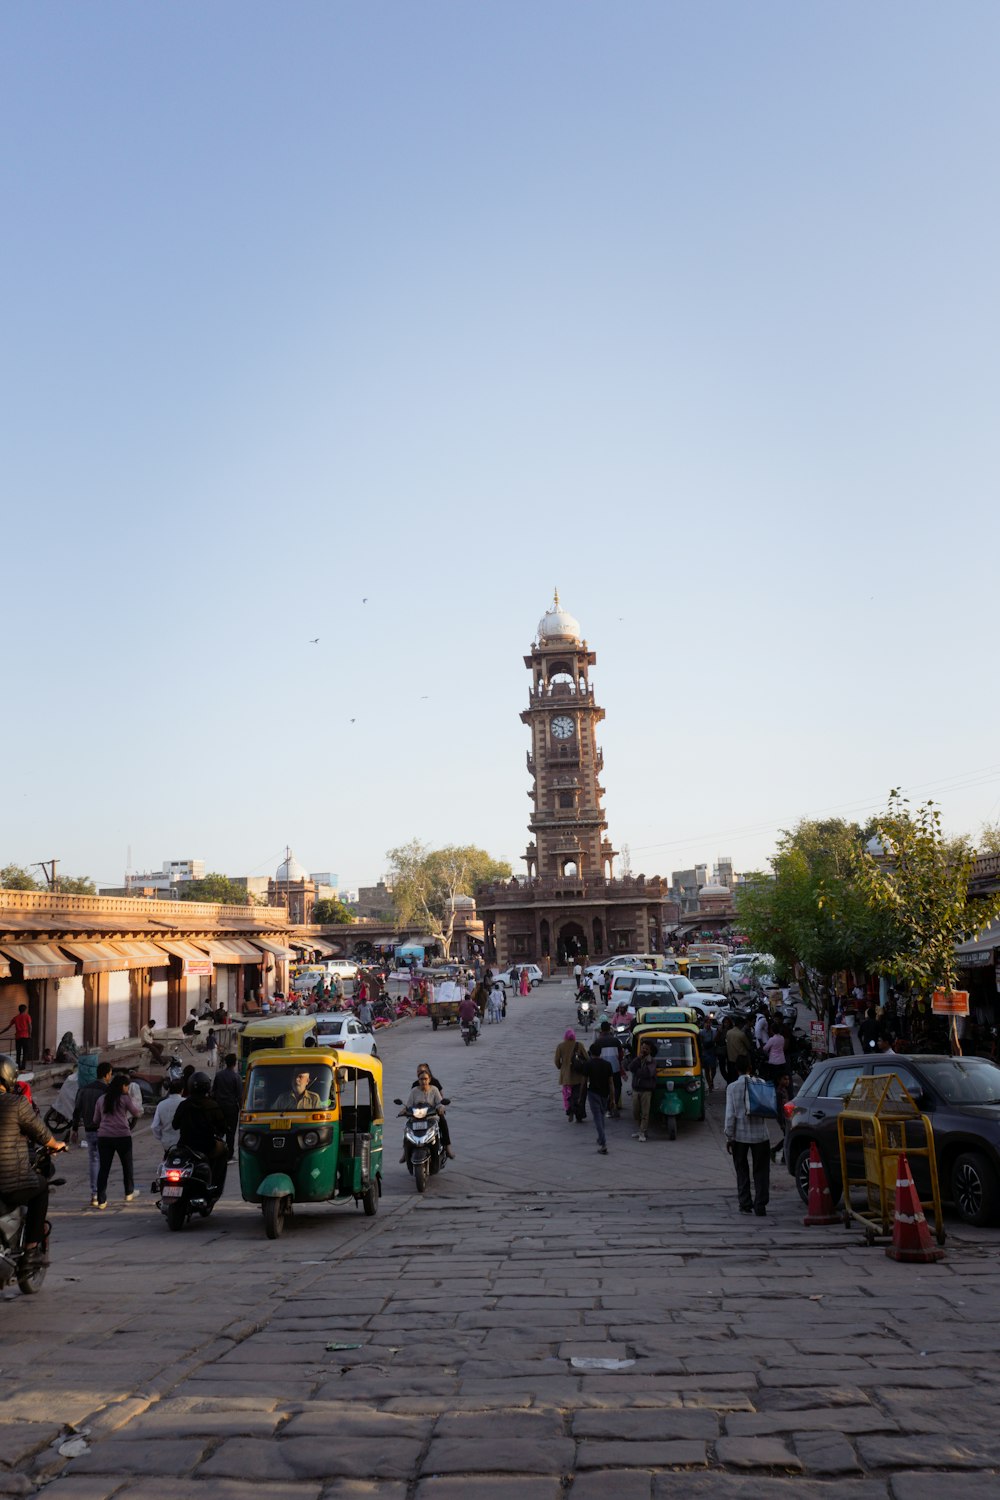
[{"left": 241, "top": 1132, "right": 261, "bottom": 1153}]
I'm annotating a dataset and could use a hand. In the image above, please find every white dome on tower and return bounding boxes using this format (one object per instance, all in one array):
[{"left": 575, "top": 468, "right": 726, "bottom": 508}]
[
  {"left": 537, "top": 589, "right": 581, "bottom": 644},
  {"left": 276, "top": 850, "right": 308, "bottom": 882}
]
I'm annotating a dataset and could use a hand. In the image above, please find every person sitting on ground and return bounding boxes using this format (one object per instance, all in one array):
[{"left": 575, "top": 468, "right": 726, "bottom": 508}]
[
  {"left": 55, "top": 1032, "right": 79, "bottom": 1065},
  {"left": 400, "top": 1065, "right": 454, "bottom": 1161},
  {"left": 139, "top": 1018, "right": 166, "bottom": 1065},
  {"left": 271, "top": 1069, "right": 322, "bottom": 1111}
]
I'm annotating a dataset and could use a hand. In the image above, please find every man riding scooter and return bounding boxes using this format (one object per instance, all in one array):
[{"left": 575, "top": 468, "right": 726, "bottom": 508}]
[{"left": 0, "top": 1055, "right": 67, "bottom": 1268}]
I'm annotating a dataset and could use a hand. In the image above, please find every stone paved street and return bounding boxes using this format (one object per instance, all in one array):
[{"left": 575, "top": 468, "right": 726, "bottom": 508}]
[{"left": 5, "top": 978, "right": 1000, "bottom": 1498}]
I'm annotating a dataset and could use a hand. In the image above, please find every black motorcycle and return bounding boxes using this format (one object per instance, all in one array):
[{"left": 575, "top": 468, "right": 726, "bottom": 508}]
[
  {"left": 395, "top": 1097, "right": 450, "bottom": 1193},
  {"left": 576, "top": 995, "right": 595, "bottom": 1031},
  {"left": 153, "top": 1143, "right": 226, "bottom": 1231},
  {"left": 0, "top": 1146, "right": 61, "bottom": 1296}
]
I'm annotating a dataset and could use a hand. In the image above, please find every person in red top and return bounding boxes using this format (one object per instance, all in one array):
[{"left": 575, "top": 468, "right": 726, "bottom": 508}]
[{"left": 1, "top": 1006, "right": 32, "bottom": 1069}]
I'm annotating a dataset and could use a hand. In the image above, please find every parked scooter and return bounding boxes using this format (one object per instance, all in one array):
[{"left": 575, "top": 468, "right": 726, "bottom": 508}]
[
  {"left": 153, "top": 1145, "right": 226, "bottom": 1231},
  {"left": 0, "top": 1146, "right": 62, "bottom": 1295},
  {"left": 394, "top": 1097, "right": 450, "bottom": 1193}
]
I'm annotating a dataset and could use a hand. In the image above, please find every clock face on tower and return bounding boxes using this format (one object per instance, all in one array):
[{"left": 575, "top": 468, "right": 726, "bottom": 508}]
[{"left": 550, "top": 715, "right": 574, "bottom": 740}]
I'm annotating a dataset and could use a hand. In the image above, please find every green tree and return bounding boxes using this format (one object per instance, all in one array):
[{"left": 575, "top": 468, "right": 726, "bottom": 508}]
[
  {"left": 179, "top": 873, "right": 253, "bottom": 905},
  {"left": 736, "top": 818, "right": 888, "bottom": 1038},
  {"left": 386, "top": 841, "right": 512, "bottom": 958},
  {"left": 978, "top": 821, "right": 1000, "bottom": 856},
  {"left": 0, "top": 864, "right": 41, "bottom": 890},
  {"left": 59, "top": 875, "right": 96, "bottom": 895},
  {"left": 853, "top": 792, "right": 1000, "bottom": 1000},
  {"left": 312, "top": 898, "right": 355, "bottom": 924}
]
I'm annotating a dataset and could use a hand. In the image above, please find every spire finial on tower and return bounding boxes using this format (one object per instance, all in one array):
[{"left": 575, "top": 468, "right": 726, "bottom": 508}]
[{"left": 553, "top": 587, "right": 561, "bottom": 609}]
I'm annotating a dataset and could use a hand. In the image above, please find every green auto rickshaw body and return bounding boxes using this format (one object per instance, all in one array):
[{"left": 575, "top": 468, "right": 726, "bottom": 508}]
[
  {"left": 631, "top": 1023, "right": 705, "bottom": 1129},
  {"left": 238, "top": 1048, "right": 383, "bottom": 1233}
]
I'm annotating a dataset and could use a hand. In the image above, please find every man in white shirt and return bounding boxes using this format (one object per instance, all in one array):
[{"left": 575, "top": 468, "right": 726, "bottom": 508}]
[
  {"left": 724, "top": 1057, "right": 772, "bottom": 1216},
  {"left": 151, "top": 1080, "right": 184, "bottom": 1153},
  {"left": 753, "top": 1008, "right": 770, "bottom": 1048}
]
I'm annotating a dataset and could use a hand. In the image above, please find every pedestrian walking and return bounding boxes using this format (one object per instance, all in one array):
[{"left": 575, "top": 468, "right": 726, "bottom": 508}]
[
  {"left": 509, "top": 966, "right": 520, "bottom": 996},
  {"left": 70, "top": 1060, "right": 112, "bottom": 1205},
  {"left": 596, "top": 1020, "right": 625, "bottom": 1116},
  {"left": 762, "top": 1022, "right": 786, "bottom": 1084},
  {"left": 723, "top": 1056, "right": 771, "bottom": 1217},
  {"left": 698, "top": 1020, "right": 718, "bottom": 1092},
  {"left": 519, "top": 967, "right": 531, "bottom": 997},
  {"left": 211, "top": 1052, "right": 242, "bottom": 1157},
  {"left": 554, "top": 1029, "right": 588, "bottom": 1122},
  {"left": 93, "top": 1072, "right": 142, "bottom": 1206},
  {"left": 583, "top": 1040, "right": 614, "bottom": 1153},
  {"left": 1, "top": 1005, "right": 33, "bottom": 1068},
  {"left": 628, "top": 1037, "right": 657, "bottom": 1141}
]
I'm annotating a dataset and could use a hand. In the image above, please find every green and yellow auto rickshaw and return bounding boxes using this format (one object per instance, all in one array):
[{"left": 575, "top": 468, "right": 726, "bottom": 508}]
[
  {"left": 238, "top": 1048, "right": 383, "bottom": 1238},
  {"left": 631, "top": 1022, "right": 705, "bottom": 1140},
  {"left": 238, "top": 1016, "right": 319, "bottom": 1078}
]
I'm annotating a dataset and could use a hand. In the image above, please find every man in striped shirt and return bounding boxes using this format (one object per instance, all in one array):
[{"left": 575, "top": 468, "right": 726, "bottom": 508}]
[{"left": 724, "top": 1056, "right": 771, "bottom": 1217}]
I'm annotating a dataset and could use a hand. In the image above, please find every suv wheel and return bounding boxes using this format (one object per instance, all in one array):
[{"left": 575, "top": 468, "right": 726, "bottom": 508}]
[{"left": 951, "top": 1151, "right": 1000, "bottom": 1226}]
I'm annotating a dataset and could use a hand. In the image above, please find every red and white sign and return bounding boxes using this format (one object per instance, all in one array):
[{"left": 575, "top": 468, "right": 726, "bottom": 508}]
[
  {"left": 931, "top": 989, "right": 969, "bottom": 1017},
  {"left": 183, "top": 959, "right": 213, "bottom": 977}
]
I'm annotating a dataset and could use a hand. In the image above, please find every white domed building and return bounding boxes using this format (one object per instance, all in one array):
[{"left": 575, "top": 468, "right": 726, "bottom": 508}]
[{"left": 267, "top": 848, "right": 317, "bottom": 926}]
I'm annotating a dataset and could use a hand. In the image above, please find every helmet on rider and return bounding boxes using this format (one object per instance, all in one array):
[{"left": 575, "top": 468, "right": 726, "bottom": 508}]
[
  {"left": 188, "top": 1071, "right": 212, "bottom": 1097},
  {"left": 0, "top": 1055, "right": 18, "bottom": 1091}
]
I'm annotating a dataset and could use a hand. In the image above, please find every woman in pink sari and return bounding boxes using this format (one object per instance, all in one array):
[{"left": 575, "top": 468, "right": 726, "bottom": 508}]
[{"left": 519, "top": 967, "right": 531, "bottom": 997}]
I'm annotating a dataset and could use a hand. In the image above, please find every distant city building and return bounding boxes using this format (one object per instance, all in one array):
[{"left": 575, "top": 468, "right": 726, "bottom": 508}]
[
  {"left": 352, "top": 881, "right": 395, "bottom": 921},
  {"left": 310, "top": 872, "right": 339, "bottom": 890},
  {"left": 102, "top": 858, "right": 206, "bottom": 899},
  {"left": 670, "top": 865, "right": 709, "bottom": 915}
]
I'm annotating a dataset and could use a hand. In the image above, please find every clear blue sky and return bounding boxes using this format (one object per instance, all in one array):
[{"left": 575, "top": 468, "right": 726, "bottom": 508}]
[{"left": 4, "top": 3, "right": 999, "bottom": 890}]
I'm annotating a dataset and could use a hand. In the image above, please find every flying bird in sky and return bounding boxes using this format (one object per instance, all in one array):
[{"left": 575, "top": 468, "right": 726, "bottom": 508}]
[
  {"left": 362, "top": 597, "right": 368, "bottom": 604},
  {"left": 309, "top": 637, "right": 320, "bottom": 643}
]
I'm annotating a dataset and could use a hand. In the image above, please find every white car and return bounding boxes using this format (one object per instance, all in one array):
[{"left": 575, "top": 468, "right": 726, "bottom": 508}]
[
  {"left": 312, "top": 1013, "right": 378, "bottom": 1056},
  {"left": 495, "top": 963, "right": 543, "bottom": 991}
]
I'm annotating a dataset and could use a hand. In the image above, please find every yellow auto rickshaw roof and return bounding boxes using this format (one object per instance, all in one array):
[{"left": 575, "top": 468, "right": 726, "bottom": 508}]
[
  {"left": 240, "top": 1016, "right": 319, "bottom": 1038},
  {"left": 632, "top": 1022, "right": 700, "bottom": 1039}
]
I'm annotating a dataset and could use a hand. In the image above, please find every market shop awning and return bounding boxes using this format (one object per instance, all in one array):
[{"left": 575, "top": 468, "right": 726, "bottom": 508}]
[
  {"left": 196, "top": 939, "right": 264, "bottom": 964},
  {"left": 288, "top": 939, "right": 316, "bottom": 953},
  {"left": 59, "top": 941, "right": 131, "bottom": 974},
  {"left": 955, "top": 920, "right": 1000, "bottom": 968},
  {"left": 309, "top": 938, "right": 340, "bottom": 958},
  {"left": 0, "top": 942, "right": 78, "bottom": 979},
  {"left": 109, "top": 941, "right": 174, "bottom": 968},
  {"left": 156, "top": 940, "right": 216, "bottom": 964},
  {"left": 252, "top": 938, "right": 296, "bottom": 961},
  {"left": 0, "top": 952, "right": 10, "bottom": 980}
]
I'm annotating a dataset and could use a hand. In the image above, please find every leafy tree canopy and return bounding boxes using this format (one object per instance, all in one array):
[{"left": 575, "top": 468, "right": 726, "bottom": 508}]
[
  {"left": 386, "top": 841, "right": 511, "bottom": 958},
  {"left": 853, "top": 793, "right": 1000, "bottom": 999},
  {"left": 312, "top": 897, "right": 355, "bottom": 925},
  {"left": 179, "top": 873, "right": 254, "bottom": 905},
  {"left": 1, "top": 864, "right": 41, "bottom": 890}
]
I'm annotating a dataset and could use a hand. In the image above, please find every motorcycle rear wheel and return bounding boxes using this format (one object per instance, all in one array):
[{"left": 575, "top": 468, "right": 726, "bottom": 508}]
[{"left": 165, "top": 1201, "right": 187, "bottom": 1232}]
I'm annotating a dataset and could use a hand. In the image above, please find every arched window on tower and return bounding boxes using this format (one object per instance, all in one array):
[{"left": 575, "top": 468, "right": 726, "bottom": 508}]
[{"left": 563, "top": 860, "right": 578, "bottom": 878}]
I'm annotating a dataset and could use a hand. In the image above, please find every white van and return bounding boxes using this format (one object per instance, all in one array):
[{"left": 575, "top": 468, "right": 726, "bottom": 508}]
[
  {"left": 606, "top": 969, "right": 677, "bottom": 1009},
  {"left": 686, "top": 954, "right": 729, "bottom": 995}
]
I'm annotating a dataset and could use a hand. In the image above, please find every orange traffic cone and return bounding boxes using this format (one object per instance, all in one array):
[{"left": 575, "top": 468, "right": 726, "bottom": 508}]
[
  {"left": 886, "top": 1154, "right": 945, "bottom": 1263},
  {"left": 802, "top": 1141, "right": 840, "bottom": 1225}
]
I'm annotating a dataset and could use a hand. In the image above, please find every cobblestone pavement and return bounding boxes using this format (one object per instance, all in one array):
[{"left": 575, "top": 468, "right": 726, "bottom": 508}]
[{"left": 5, "top": 979, "right": 1000, "bottom": 1498}]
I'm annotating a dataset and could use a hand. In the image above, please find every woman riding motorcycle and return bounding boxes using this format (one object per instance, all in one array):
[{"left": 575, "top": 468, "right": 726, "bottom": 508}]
[{"left": 0, "top": 1056, "right": 67, "bottom": 1266}]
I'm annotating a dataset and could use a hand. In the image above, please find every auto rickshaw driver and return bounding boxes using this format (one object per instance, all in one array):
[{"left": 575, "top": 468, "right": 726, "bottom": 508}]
[{"left": 272, "top": 1069, "right": 322, "bottom": 1111}]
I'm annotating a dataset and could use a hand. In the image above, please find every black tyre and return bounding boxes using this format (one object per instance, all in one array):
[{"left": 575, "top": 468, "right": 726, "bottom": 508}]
[
  {"left": 263, "top": 1197, "right": 286, "bottom": 1239},
  {"left": 17, "top": 1263, "right": 46, "bottom": 1295},
  {"left": 414, "top": 1158, "right": 429, "bottom": 1193},
  {"left": 371, "top": 1044, "right": 378, "bottom": 1058},
  {"left": 431, "top": 1017, "right": 439, "bottom": 1031},
  {"left": 666, "top": 1116, "right": 677, "bottom": 1141},
  {"left": 951, "top": 1151, "right": 1000, "bottom": 1226},
  {"left": 165, "top": 1201, "right": 187, "bottom": 1232},
  {"left": 362, "top": 1181, "right": 378, "bottom": 1216},
  {"left": 43, "top": 1109, "right": 71, "bottom": 1142},
  {"left": 463, "top": 1032, "right": 472, "bottom": 1046}
]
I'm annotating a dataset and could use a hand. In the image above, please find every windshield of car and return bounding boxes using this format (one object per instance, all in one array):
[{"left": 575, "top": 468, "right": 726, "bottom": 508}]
[
  {"left": 918, "top": 1058, "right": 1000, "bottom": 1105},
  {"left": 687, "top": 964, "right": 720, "bottom": 981},
  {"left": 669, "top": 975, "right": 696, "bottom": 996},
  {"left": 652, "top": 1037, "right": 696, "bottom": 1067}
]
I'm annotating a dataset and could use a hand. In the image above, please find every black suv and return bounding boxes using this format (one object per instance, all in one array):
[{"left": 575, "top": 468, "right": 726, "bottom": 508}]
[{"left": 786, "top": 1053, "right": 1000, "bottom": 1226}]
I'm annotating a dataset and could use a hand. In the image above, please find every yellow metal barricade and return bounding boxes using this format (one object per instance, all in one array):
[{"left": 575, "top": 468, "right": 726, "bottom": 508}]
[{"left": 837, "top": 1073, "right": 945, "bottom": 1246}]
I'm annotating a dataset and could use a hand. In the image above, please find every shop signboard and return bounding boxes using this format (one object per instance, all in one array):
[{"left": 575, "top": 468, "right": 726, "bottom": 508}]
[{"left": 183, "top": 958, "right": 212, "bottom": 977}]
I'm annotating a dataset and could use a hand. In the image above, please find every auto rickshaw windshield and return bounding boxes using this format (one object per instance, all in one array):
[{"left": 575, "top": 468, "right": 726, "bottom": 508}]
[
  {"left": 246, "top": 1063, "right": 335, "bottom": 1112},
  {"left": 653, "top": 1036, "right": 697, "bottom": 1067}
]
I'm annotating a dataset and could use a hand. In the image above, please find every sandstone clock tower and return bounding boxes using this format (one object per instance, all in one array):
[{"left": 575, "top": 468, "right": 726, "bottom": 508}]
[
  {"left": 477, "top": 594, "right": 671, "bottom": 971},
  {"left": 521, "top": 591, "right": 617, "bottom": 881}
]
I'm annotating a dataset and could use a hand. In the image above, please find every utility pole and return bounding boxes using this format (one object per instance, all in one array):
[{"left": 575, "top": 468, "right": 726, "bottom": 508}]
[{"left": 37, "top": 859, "right": 59, "bottom": 892}]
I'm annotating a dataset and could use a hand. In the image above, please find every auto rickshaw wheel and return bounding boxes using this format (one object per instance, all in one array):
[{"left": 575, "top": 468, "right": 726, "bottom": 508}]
[
  {"left": 431, "top": 1017, "right": 439, "bottom": 1031},
  {"left": 362, "top": 1182, "right": 378, "bottom": 1216},
  {"left": 263, "top": 1197, "right": 286, "bottom": 1239},
  {"left": 666, "top": 1116, "right": 677, "bottom": 1141}
]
